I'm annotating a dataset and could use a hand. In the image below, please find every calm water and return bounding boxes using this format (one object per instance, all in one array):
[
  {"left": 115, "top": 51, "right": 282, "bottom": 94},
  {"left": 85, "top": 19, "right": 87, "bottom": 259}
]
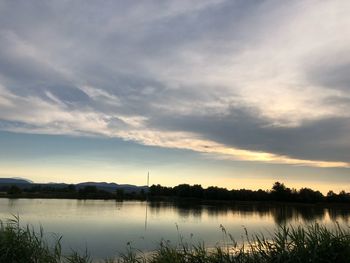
[{"left": 0, "top": 198, "right": 349, "bottom": 259}]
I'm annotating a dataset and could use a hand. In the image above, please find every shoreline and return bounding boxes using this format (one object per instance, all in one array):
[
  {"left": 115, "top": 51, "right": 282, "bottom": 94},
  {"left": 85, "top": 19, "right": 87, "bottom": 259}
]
[{"left": 1, "top": 194, "right": 350, "bottom": 208}]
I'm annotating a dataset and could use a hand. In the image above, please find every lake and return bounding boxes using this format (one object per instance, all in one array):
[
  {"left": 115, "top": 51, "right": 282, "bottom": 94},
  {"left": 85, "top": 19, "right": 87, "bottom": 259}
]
[{"left": 0, "top": 198, "right": 349, "bottom": 260}]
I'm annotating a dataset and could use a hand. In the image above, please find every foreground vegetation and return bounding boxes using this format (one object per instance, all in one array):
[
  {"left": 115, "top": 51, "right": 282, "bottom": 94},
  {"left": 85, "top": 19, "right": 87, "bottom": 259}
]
[
  {"left": 0, "top": 216, "right": 91, "bottom": 263},
  {"left": 1, "top": 217, "right": 350, "bottom": 263}
]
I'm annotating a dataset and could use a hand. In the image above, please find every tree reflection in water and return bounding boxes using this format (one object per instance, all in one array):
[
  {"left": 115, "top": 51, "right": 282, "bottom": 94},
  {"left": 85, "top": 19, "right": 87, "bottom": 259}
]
[{"left": 148, "top": 201, "right": 350, "bottom": 225}]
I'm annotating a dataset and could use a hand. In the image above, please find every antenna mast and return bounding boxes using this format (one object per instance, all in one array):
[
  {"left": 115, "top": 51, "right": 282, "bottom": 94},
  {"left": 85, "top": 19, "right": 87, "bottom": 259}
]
[
  {"left": 145, "top": 171, "right": 149, "bottom": 230},
  {"left": 147, "top": 171, "right": 149, "bottom": 187}
]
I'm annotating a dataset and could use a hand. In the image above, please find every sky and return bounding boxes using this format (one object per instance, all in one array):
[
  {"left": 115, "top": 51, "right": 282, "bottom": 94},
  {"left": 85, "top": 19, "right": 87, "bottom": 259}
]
[{"left": 0, "top": 0, "right": 349, "bottom": 193}]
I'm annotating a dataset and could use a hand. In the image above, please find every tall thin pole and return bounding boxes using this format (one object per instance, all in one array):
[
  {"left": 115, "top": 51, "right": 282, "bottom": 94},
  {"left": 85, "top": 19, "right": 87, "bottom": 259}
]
[
  {"left": 145, "top": 171, "right": 149, "bottom": 230},
  {"left": 147, "top": 171, "right": 149, "bottom": 188}
]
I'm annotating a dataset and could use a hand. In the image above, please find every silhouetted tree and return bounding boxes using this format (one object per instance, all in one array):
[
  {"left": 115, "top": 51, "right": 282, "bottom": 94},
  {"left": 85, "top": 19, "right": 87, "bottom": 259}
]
[
  {"left": 298, "top": 188, "right": 323, "bottom": 203},
  {"left": 79, "top": 186, "right": 98, "bottom": 194},
  {"left": 271, "top": 182, "right": 294, "bottom": 201},
  {"left": 7, "top": 185, "right": 22, "bottom": 195},
  {"left": 67, "top": 184, "right": 76, "bottom": 192},
  {"left": 174, "top": 184, "right": 192, "bottom": 198},
  {"left": 191, "top": 184, "right": 203, "bottom": 198},
  {"left": 116, "top": 189, "right": 124, "bottom": 199}
]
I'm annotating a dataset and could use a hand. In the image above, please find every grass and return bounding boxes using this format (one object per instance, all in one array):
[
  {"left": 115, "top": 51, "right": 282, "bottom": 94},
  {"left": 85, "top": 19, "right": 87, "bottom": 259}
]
[
  {"left": 0, "top": 215, "right": 91, "bottom": 263},
  {"left": 119, "top": 224, "right": 350, "bottom": 263},
  {"left": 0, "top": 216, "right": 349, "bottom": 263}
]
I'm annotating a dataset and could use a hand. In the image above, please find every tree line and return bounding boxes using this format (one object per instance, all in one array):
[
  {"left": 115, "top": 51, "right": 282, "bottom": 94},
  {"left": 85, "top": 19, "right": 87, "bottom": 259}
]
[
  {"left": 149, "top": 182, "right": 350, "bottom": 203},
  {"left": 2, "top": 181, "right": 350, "bottom": 203},
  {"left": 2, "top": 184, "right": 146, "bottom": 200}
]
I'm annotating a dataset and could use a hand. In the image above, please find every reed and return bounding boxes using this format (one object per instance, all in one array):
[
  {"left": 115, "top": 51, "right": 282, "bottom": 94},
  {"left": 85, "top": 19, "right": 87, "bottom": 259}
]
[
  {"left": 0, "top": 216, "right": 349, "bottom": 263},
  {"left": 117, "top": 223, "right": 350, "bottom": 263},
  {"left": 0, "top": 215, "right": 91, "bottom": 263}
]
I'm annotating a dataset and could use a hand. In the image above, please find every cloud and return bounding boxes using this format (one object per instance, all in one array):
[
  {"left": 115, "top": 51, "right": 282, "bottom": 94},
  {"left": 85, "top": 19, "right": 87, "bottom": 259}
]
[
  {"left": 148, "top": 106, "right": 350, "bottom": 163},
  {"left": 1, "top": 84, "right": 348, "bottom": 168},
  {"left": 0, "top": 0, "right": 350, "bottom": 168},
  {"left": 309, "top": 60, "right": 350, "bottom": 92}
]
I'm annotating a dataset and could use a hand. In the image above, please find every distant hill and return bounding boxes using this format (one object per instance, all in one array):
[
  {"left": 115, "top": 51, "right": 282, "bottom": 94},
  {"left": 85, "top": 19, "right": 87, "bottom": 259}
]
[
  {"left": 0, "top": 178, "right": 33, "bottom": 184},
  {"left": 76, "top": 182, "right": 148, "bottom": 193},
  {"left": 0, "top": 178, "right": 147, "bottom": 193}
]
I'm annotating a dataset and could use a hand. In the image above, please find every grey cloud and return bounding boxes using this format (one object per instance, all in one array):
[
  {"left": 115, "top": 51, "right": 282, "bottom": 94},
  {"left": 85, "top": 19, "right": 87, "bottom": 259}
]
[
  {"left": 323, "top": 96, "right": 350, "bottom": 108},
  {"left": 44, "top": 85, "right": 91, "bottom": 105},
  {"left": 310, "top": 61, "right": 350, "bottom": 91},
  {"left": 148, "top": 106, "right": 350, "bottom": 163},
  {"left": 0, "top": 44, "right": 62, "bottom": 90},
  {"left": 0, "top": 0, "right": 349, "bottom": 165}
]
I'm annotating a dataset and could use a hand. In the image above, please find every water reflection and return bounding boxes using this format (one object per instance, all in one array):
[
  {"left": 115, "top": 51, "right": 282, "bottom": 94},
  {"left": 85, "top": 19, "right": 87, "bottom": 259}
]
[
  {"left": 7, "top": 198, "right": 19, "bottom": 208},
  {"left": 148, "top": 201, "right": 350, "bottom": 225},
  {"left": 329, "top": 207, "right": 350, "bottom": 223},
  {"left": 0, "top": 199, "right": 349, "bottom": 260}
]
